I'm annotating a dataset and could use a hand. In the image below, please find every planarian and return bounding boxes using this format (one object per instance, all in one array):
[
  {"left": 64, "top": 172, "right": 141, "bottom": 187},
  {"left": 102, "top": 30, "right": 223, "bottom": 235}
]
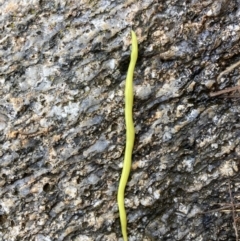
[{"left": 117, "top": 30, "right": 138, "bottom": 241}]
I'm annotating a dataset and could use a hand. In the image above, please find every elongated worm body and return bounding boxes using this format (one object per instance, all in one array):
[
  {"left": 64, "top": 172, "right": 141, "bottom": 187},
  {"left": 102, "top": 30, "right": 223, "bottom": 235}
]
[{"left": 117, "top": 30, "right": 138, "bottom": 241}]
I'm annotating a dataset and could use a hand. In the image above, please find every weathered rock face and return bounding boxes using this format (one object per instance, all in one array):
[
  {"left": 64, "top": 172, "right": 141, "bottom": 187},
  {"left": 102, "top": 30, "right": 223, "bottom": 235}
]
[{"left": 1, "top": 0, "right": 240, "bottom": 240}]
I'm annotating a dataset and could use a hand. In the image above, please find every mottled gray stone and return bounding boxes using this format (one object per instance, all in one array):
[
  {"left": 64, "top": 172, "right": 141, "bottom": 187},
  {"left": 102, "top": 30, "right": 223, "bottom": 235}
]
[{"left": 1, "top": 0, "right": 240, "bottom": 241}]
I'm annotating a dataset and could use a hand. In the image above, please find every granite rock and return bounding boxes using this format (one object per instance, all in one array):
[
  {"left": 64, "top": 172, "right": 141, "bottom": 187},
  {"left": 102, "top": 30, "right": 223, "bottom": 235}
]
[{"left": 1, "top": 0, "right": 240, "bottom": 240}]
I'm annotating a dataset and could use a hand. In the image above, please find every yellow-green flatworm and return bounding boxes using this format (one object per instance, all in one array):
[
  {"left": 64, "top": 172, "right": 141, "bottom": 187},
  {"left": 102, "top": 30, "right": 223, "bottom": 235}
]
[{"left": 117, "top": 30, "right": 138, "bottom": 241}]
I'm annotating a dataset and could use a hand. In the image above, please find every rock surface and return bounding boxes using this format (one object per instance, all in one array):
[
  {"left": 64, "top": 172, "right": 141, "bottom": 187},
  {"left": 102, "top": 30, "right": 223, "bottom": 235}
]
[{"left": 1, "top": 0, "right": 240, "bottom": 240}]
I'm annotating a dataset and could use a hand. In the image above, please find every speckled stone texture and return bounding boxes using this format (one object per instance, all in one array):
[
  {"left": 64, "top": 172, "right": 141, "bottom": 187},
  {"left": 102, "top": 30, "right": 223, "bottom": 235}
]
[{"left": 1, "top": 0, "right": 240, "bottom": 240}]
